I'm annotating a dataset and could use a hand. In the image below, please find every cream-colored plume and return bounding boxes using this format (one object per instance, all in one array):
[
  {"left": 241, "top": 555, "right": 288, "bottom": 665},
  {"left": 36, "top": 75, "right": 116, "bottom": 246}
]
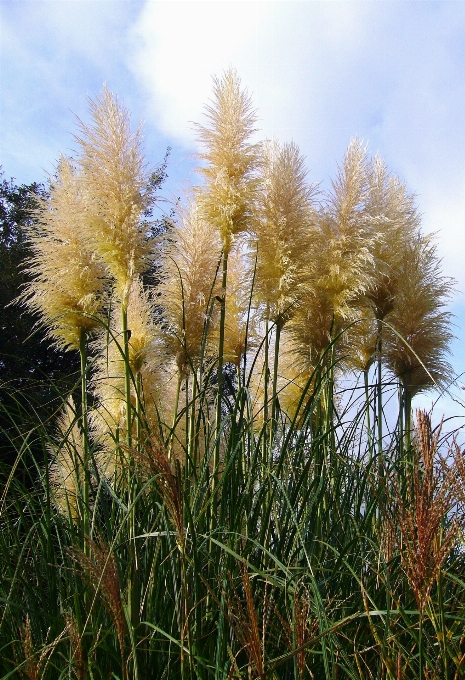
[
  {"left": 339, "top": 151, "right": 422, "bottom": 374},
  {"left": 22, "top": 157, "right": 105, "bottom": 350},
  {"left": 222, "top": 248, "right": 257, "bottom": 366},
  {"left": 91, "top": 279, "right": 165, "bottom": 477},
  {"left": 288, "top": 140, "right": 376, "bottom": 373},
  {"left": 252, "top": 139, "right": 317, "bottom": 329},
  {"left": 384, "top": 234, "right": 454, "bottom": 396},
  {"left": 195, "top": 69, "right": 259, "bottom": 254},
  {"left": 49, "top": 399, "right": 84, "bottom": 522},
  {"left": 76, "top": 85, "right": 152, "bottom": 305},
  {"left": 318, "top": 138, "right": 375, "bottom": 320},
  {"left": 344, "top": 314, "right": 379, "bottom": 373},
  {"left": 158, "top": 200, "right": 222, "bottom": 376},
  {"left": 276, "top": 331, "right": 315, "bottom": 425},
  {"left": 364, "top": 154, "right": 421, "bottom": 321}
]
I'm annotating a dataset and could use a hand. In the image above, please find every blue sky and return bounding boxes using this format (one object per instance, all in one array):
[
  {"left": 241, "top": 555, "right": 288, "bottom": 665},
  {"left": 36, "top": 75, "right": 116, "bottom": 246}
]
[{"left": 2, "top": 0, "right": 465, "bottom": 419}]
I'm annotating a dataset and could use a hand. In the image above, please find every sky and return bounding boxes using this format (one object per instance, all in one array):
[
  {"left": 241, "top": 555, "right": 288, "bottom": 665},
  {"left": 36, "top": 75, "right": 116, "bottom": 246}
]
[{"left": 2, "top": 0, "right": 465, "bottom": 421}]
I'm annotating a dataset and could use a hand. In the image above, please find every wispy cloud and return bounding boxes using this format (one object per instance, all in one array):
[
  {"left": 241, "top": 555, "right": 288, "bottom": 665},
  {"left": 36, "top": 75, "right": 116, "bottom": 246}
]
[
  {"left": 129, "top": 1, "right": 465, "bottom": 291},
  {"left": 1, "top": 1, "right": 142, "bottom": 181}
]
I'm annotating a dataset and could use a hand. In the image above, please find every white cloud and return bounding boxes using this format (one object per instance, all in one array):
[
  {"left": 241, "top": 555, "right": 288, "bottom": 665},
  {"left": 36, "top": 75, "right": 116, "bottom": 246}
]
[
  {"left": 129, "top": 1, "right": 373, "bottom": 148},
  {"left": 1, "top": 1, "right": 141, "bottom": 182},
  {"left": 129, "top": 1, "right": 465, "bottom": 295},
  {"left": 129, "top": 1, "right": 268, "bottom": 144}
]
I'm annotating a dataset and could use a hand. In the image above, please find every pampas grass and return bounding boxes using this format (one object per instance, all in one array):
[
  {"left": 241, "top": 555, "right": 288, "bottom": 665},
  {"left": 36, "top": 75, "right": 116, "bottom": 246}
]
[
  {"left": 195, "top": 68, "right": 259, "bottom": 255},
  {"left": 158, "top": 200, "right": 221, "bottom": 377},
  {"left": 22, "top": 156, "right": 105, "bottom": 351},
  {"left": 252, "top": 139, "right": 317, "bottom": 330},
  {"left": 2, "top": 73, "right": 463, "bottom": 680},
  {"left": 90, "top": 278, "right": 165, "bottom": 478},
  {"left": 384, "top": 233, "right": 454, "bottom": 398},
  {"left": 76, "top": 85, "right": 152, "bottom": 306},
  {"left": 48, "top": 398, "right": 85, "bottom": 522}
]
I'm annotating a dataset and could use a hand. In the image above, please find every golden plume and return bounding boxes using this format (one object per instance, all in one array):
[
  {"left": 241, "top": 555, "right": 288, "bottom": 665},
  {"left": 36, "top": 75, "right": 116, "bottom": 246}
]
[
  {"left": 22, "top": 156, "right": 105, "bottom": 350},
  {"left": 276, "top": 331, "right": 315, "bottom": 425},
  {"left": 289, "top": 139, "right": 375, "bottom": 374},
  {"left": 222, "top": 248, "right": 257, "bottom": 367},
  {"left": 318, "top": 138, "right": 375, "bottom": 320},
  {"left": 90, "top": 278, "right": 165, "bottom": 476},
  {"left": 158, "top": 199, "right": 222, "bottom": 377},
  {"left": 195, "top": 68, "right": 259, "bottom": 254},
  {"left": 76, "top": 85, "right": 152, "bottom": 305},
  {"left": 252, "top": 139, "right": 317, "bottom": 329},
  {"left": 384, "top": 234, "right": 454, "bottom": 396},
  {"left": 364, "top": 154, "right": 421, "bottom": 321},
  {"left": 48, "top": 399, "right": 84, "bottom": 522},
  {"left": 344, "top": 314, "right": 378, "bottom": 373},
  {"left": 343, "top": 151, "right": 421, "bottom": 374}
]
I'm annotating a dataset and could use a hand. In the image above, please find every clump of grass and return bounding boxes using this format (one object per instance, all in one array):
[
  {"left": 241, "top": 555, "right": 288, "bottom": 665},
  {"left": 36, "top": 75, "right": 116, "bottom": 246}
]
[{"left": 1, "top": 73, "right": 464, "bottom": 680}]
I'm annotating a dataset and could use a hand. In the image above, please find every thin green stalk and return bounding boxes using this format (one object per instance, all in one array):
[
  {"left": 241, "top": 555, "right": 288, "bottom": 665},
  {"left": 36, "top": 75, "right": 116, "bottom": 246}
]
[
  {"left": 271, "top": 322, "right": 281, "bottom": 440},
  {"left": 419, "top": 612, "right": 424, "bottom": 680},
  {"left": 188, "top": 369, "right": 198, "bottom": 469},
  {"left": 135, "top": 371, "right": 142, "bottom": 450},
  {"left": 235, "top": 362, "right": 241, "bottom": 394},
  {"left": 325, "top": 339, "right": 336, "bottom": 458},
  {"left": 377, "top": 320, "right": 383, "bottom": 466},
  {"left": 185, "top": 373, "right": 190, "bottom": 472},
  {"left": 263, "top": 317, "right": 270, "bottom": 468},
  {"left": 398, "top": 383, "right": 404, "bottom": 462},
  {"left": 404, "top": 388, "right": 412, "bottom": 456},
  {"left": 168, "top": 372, "right": 183, "bottom": 460},
  {"left": 214, "top": 249, "right": 229, "bottom": 490},
  {"left": 121, "top": 303, "right": 139, "bottom": 642},
  {"left": 364, "top": 368, "right": 373, "bottom": 453},
  {"left": 79, "top": 332, "right": 90, "bottom": 548},
  {"left": 180, "top": 552, "right": 193, "bottom": 680},
  {"left": 121, "top": 304, "right": 132, "bottom": 450}
]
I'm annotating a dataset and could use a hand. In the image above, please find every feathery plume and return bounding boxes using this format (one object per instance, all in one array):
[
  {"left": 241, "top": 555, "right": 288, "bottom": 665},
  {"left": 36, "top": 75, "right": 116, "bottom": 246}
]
[
  {"left": 76, "top": 85, "right": 152, "bottom": 305},
  {"left": 252, "top": 139, "right": 317, "bottom": 329},
  {"left": 344, "top": 314, "right": 378, "bottom": 373},
  {"left": 345, "top": 154, "right": 433, "bottom": 381},
  {"left": 246, "top": 341, "right": 269, "bottom": 432},
  {"left": 364, "top": 154, "right": 421, "bottom": 321},
  {"left": 22, "top": 157, "right": 105, "bottom": 350},
  {"left": 276, "top": 332, "right": 315, "bottom": 424},
  {"left": 384, "top": 234, "right": 454, "bottom": 396},
  {"left": 91, "top": 278, "right": 165, "bottom": 475},
  {"left": 346, "top": 155, "right": 422, "bottom": 373},
  {"left": 288, "top": 139, "right": 375, "bottom": 374},
  {"left": 158, "top": 200, "right": 222, "bottom": 376},
  {"left": 222, "top": 248, "right": 257, "bottom": 366},
  {"left": 195, "top": 68, "right": 259, "bottom": 254},
  {"left": 287, "top": 279, "right": 336, "bottom": 373},
  {"left": 328, "top": 137, "right": 370, "bottom": 234},
  {"left": 318, "top": 138, "right": 374, "bottom": 321},
  {"left": 289, "top": 141, "right": 373, "bottom": 364},
  {"left": 49, "top": 399, "right": 85, "bottom": 522}
]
